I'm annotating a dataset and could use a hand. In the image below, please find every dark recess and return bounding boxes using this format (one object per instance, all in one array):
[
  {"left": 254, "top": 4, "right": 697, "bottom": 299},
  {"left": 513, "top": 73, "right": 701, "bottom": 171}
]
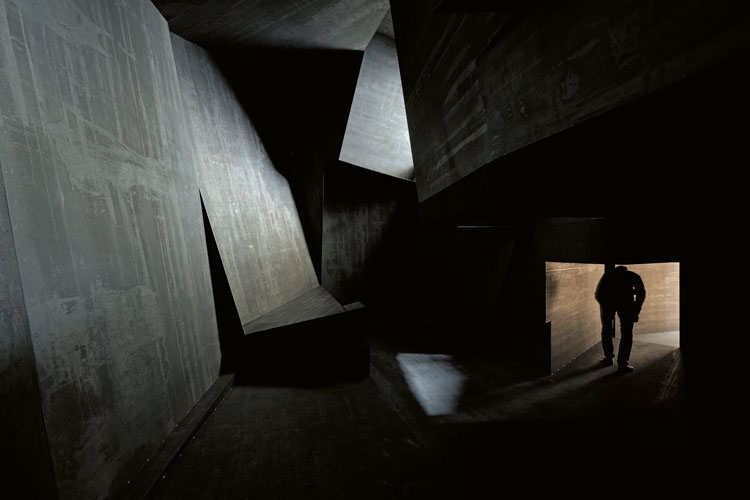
[
  {"left": 322, "top": 161, "right": 419, "bottom": 309},
  {"left": 234, "top": 310, "right": 371, "bottom": 387},
  {"left": 201, "top": 194, "right": 244, "bottom": 374}
]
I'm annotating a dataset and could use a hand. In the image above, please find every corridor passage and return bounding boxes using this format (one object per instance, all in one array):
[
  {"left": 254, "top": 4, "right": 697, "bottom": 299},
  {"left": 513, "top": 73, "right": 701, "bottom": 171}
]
[{"left": 145, "top": 334, "right": 694, "bottom": 499}]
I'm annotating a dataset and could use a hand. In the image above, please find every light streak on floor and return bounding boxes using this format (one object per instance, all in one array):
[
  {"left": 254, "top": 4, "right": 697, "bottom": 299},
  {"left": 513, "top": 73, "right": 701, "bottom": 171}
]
[
  {"left": 396, "top": 353, "right": 467, "bottom": 416},
  {"left": 635, "top": 331, "right": 680, "bottom": 348}
]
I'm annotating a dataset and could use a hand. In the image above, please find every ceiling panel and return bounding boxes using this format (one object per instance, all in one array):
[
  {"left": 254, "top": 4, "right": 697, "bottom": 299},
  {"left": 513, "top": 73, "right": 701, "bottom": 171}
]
[
  {"left": 152, "top": 0, "right": 390, "bottom": 50},
  {"left": 377, "top": 8, "right": 394, "bottom": 39}
]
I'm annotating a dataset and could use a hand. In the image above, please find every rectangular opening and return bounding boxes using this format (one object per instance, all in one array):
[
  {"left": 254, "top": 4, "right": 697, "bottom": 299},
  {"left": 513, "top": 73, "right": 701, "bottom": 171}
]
[
  {"left": 546, "top": 262, "right": 680, "bottom": 374},
  {"left": 614, "top": 262, "right": 680, "bottom": 349}
]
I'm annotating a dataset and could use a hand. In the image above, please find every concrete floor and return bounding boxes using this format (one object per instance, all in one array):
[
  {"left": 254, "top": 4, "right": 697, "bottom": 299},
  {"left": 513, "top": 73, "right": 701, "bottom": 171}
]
[
  {"left": 144, "top": 330, "right": 724, "bottom": 499},
  {"left": 635, "top": 331, "right": 680, "bottom": 348}
]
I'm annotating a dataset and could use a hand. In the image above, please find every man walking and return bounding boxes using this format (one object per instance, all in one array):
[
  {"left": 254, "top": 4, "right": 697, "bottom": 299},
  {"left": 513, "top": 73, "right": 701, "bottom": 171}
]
[{"left": 595, "top": 265, "right": 646, "bottom": 373}]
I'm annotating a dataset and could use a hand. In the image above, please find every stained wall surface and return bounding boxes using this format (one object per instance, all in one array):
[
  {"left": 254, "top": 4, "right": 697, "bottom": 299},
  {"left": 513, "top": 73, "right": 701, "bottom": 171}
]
[
  {"left": 339, "top": 33, "right": 414, "bottom": 179},
  {"left": 618, "top": 263, "right": 679, "bottom": 336},
  {"left": 171, "top": 34, "right": 319, "bottom": 326},
  {"left": 0, "top": 164, "right": 56, "bottom": 498},
  {"left": 321, "top": 162, "right": 417, "bottom": 307},
  {"left": 546, "top": 262, "right": 603, "bottom": 373},
  {"left": 0, "top": 1, "right": 220, "bottom": 498},
  {"left": 391, "top": 0, "right": 750, "bottom": 201},
  {"left": 207, "top": 48, "right": 363, "bottom": 283}
]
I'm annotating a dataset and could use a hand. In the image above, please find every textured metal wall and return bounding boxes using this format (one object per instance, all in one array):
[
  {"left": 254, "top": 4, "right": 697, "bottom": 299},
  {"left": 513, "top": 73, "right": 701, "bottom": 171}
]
[
  {"left": 617, "top": 263, "right": 680, "bottom": 336},
  {"left": 0, "top": 162, "right": 57, "bottom": 498},
  {"left": 339, "top": 33, "right": 414, "bottom": 179},
  {"left": 0, "top": 1, "right": 220, "bottom": 498},
  {"left": 392, "top": 0, "right": 750, "bottom": 201},
  {"left": 171, "top": 34, "right": 318, "bottom": 327},
  {"left": 546, "top": 262, "right": 603, "bottom": 374},
  {"left": 321, "top": 162, "right": 417, "bottom": 306},
  {"left": 206, "top": 48, "right": 364, "bottom": 282}
]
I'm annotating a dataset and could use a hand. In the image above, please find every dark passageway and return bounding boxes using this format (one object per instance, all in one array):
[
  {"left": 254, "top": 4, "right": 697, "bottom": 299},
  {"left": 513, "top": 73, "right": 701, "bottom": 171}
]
[{"left": 2, "top": 1, "right": 748, "bottom": 499}]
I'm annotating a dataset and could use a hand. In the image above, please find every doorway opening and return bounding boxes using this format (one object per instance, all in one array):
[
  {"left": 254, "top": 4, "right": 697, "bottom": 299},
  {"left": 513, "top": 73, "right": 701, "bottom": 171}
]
[
  {"left": 545, "top": 261, "right": 680, "bottom": 374},
  {"left": 615, "top": 262, "right": 680, "bottom": 349}
]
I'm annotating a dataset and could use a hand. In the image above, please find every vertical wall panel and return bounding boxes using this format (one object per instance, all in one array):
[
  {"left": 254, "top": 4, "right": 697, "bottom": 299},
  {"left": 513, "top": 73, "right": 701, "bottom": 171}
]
[
  {"left": 392, "top": 0, "right": 750, "bottom": 201},
  {"left": 0, "top": 161, "right": 56, "bottom": 498},
  {"left": 171, "top": 34, "right": 319, "bottom": 326},
  {"left": 206, "top": 48, "right": 364, "bottom": 282},
  {"left": 339, "top": 33, "right": 414, "bottom": 179},
  {"left": 546, "top": 262, "right": 603, "bottom": 373},
  {"left": 0, "top": 1, "right": 220, "bottom": 498},
  {"left": 321, "top": 162, "right": 417, "bottom": 306},
  {"left": 617, "top": 263, "right": 679, "bottom": 336}
]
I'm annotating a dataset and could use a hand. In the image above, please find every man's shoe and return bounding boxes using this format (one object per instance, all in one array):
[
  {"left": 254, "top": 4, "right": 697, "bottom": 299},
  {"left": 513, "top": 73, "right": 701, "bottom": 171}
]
[
  {"left": 617, "top": 363, "right": 634, "bottom": 373},
  {"left": 602, "top": 357, "right": 614, "bottom": 366}
]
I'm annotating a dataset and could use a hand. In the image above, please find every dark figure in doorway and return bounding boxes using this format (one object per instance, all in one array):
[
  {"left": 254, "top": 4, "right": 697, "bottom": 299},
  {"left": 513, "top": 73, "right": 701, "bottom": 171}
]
[{"left": 595, "top": 266, "right": 646, "bottom": 373}]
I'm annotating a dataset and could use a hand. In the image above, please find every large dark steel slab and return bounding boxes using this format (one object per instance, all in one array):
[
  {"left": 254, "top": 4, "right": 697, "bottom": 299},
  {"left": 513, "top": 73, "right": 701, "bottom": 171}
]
[
  {"left": 0, "top": 1, "right": 221, "bottom": 498},
  {"left": 321, "top": 161, "right": 418, "bottom": 308},
  {"left": 172, "top": 34, "right": 319, "bottom": 326},
  {"left": 242, "top": 286, "right": 345, "bottom": 335},
  {"left": 339, "top": 33, "right": 414, "bottom": 179},
  {"left": 392, "top": 0, "right": 750, "bottom": 201},
  {"left": 207, "top": 48, "right": 364, "bottom": 281}
]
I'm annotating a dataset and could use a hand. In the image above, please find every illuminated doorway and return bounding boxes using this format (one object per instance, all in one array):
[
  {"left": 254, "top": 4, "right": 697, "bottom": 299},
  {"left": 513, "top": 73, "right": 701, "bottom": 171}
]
[
  {"left": 614, "top": 262, "right": 680, "bottom": 349},
  {"left": 546, "top": 261, "right": 680, "bottom": 374}
]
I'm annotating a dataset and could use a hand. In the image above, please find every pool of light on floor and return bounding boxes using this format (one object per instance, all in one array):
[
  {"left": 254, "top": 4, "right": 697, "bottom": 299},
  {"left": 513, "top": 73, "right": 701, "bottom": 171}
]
[{"left": 396, "top": 353, "right": 467, "bottom": 416}]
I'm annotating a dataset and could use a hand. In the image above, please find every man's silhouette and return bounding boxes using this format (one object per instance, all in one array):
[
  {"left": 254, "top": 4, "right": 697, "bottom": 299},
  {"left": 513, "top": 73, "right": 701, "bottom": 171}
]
[{"left": 595, "top": 265, "right": 646, "bottom": 373}]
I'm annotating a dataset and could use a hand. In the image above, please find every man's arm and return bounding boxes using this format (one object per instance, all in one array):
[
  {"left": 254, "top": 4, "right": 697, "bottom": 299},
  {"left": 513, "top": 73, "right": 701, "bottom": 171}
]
[{"left": 595, "top": 274, "right": 608, "bottom": 304}]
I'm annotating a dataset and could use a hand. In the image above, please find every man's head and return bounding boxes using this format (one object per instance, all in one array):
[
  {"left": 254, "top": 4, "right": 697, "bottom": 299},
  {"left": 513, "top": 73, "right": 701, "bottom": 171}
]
[{"left": 615, "top": 265, "right": 628, "bottom": 272}]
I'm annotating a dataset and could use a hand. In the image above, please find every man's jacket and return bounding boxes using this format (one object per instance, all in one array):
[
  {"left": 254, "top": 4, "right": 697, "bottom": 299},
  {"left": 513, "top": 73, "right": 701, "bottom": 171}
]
[{"left": 595, "top": 267, "right": 646, "bottom": 319}]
